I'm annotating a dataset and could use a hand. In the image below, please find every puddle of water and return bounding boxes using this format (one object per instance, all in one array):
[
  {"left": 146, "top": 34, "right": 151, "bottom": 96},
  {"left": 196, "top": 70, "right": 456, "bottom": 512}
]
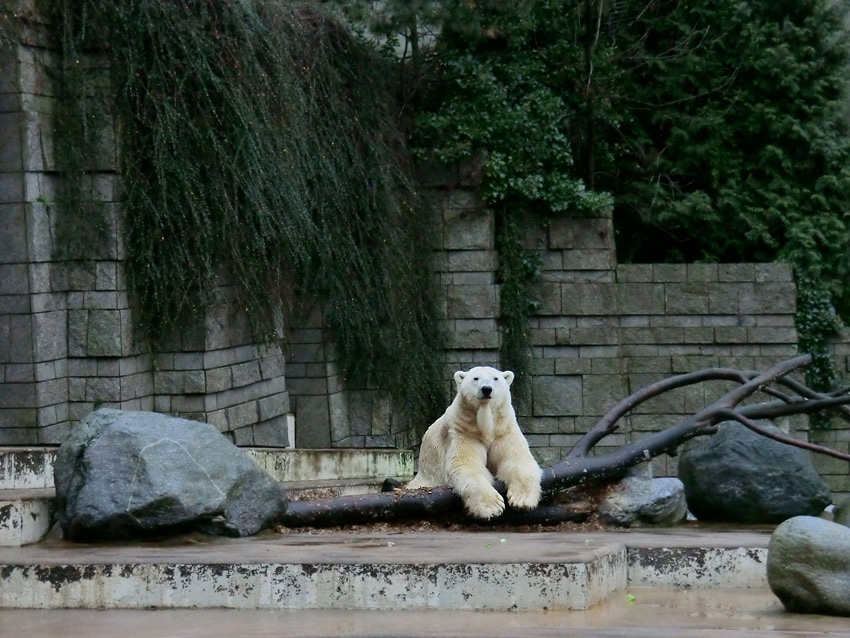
[{"left": 2, "top": 588, "right": 849, "bottom": 637}]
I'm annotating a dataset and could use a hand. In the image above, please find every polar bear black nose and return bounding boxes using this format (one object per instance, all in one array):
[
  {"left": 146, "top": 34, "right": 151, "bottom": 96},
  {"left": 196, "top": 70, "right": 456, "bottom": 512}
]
[{"left": 481, "top": 386, "right": 492, "bottom": 398}]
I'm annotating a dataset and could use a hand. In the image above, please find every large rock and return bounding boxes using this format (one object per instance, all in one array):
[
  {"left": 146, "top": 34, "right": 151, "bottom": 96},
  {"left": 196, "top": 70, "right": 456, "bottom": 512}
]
[
  {"left": 678, "top": 421, "right": 831, "bottom": 524},
  {"left": 597, "top": 475, "right": 688, "bottom": 527},
  {"left": 55, "top": 409, "right": 289, "bottom": 541},
  {"left": 767, "top": 515, "right": 850, "bottom": 616}
]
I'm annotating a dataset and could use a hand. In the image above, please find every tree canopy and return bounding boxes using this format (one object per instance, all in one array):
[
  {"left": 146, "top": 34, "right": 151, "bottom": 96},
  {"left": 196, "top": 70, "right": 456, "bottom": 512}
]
[{"left": 333, "top": 0, "right": 850, "bottom": 392}]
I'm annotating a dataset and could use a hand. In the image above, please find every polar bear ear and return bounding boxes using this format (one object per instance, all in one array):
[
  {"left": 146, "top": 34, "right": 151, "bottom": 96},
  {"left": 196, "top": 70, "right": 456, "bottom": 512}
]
[
  {"left": 503, "top": 370, "right": 515, "bottom": 386},
  {"left": 454, "top": 370, "right": 467, "bottom": 387}
]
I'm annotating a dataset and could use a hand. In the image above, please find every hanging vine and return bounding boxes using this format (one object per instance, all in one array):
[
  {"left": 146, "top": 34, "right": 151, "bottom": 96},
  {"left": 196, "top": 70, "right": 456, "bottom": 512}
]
[
  {"left": 52, "top": 0, "right": 446, "bottom": 436},
  {"left": 795, "top": 275, "right": 844, "bottom": 428}
]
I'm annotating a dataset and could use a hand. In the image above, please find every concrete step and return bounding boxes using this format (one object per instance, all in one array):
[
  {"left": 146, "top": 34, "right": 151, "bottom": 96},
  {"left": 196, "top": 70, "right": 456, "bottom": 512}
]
[
  {"left": 246, "top": 448, "right": 414, "bottom": 483},
  {"left": 0, "top": 529, "right": 772, "bottom": 611},
  {"left": 0, "top": 446, "right": 413, "bottom": 547},
  {"left": 0, "top": 446, "right": 413, "bottom": 489},
  {"left": 0, "top": 447, "right": 56, "bottom": 490},
  {"left": 0, "top": 488, "right": 54, "bottom": 547},
  {"left": 282, "top": 476, "right": 412, "bottom": 501}
]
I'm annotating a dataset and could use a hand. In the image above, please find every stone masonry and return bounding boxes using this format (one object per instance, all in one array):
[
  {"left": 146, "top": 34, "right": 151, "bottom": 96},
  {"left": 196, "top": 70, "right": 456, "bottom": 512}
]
[
  {"left": 0, "top": 6, "right": 292, "bottom": 448},
  {"left": 0, "top": 7, "right": 847, "bottom": 497},
  {"left": 428, "top": 184, "right": 847, "bottom": 498}
]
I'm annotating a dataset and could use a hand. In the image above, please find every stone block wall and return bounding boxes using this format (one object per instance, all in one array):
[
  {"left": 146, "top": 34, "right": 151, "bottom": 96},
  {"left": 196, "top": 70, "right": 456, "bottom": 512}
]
[
  {"left": 284, "top": 302, "right": 405, "bottom": 450},
  {"left": 429, "top": 185, "right": 847, "bottom": 498},
  {"left": 1, "top": 10, "right": 847, "bottom": 498},
  {"left": 436, "top": 188, "right": 501, "bottom": 377},
  {"left": 1, "top": 15, "right": 75, "bottom": 444},
  {"left": 0, "top": 8, "right": 292, "bottom": 447},
  {"left": 812, "top": 336, "right": 850, "bottom": 496}
]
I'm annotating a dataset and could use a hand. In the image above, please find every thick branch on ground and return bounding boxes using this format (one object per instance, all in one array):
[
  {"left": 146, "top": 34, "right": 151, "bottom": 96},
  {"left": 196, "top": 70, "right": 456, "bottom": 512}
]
[{"left": 278, "top": 354, "right": 850, "bottom": 529}]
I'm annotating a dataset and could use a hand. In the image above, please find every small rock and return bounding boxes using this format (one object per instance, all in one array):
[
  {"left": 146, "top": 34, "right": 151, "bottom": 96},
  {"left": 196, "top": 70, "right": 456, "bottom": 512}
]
[
  {"left": 55, "top": 409, "right": 289, "bottom": 541},
  {"left": 767, "top": 515, "right": 850, "bottom": 616},
  {"left": 598, "top": 476, "right": 687, "bottom": 527}
]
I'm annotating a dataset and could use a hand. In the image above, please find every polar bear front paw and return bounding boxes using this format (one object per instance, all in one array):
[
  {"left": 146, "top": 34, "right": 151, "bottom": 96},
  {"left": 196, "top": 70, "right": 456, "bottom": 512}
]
[
  {"left": 506, "top": 478, "right": 542, "bottom": 511},
  {"left": 465, "top": 488, "right": 505, "bottom": 520}
]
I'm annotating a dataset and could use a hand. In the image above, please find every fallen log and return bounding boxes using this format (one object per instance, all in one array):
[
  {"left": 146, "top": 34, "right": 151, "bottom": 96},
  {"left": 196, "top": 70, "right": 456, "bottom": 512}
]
[{"left": 278, "top": 354, "right": 850, "bottom": 528}]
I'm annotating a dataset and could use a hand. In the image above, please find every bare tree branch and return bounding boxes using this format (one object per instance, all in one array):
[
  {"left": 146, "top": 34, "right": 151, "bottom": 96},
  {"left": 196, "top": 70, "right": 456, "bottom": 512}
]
[
  {"left": 721, "top": 410, "right": 850, "bottom": 462},
  {"left": 278, "top": 354, "right": 850, "bottom": 529}
]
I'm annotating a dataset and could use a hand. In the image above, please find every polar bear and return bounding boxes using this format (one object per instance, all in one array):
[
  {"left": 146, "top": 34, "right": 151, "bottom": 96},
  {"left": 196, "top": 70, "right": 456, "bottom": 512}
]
[{"left": 406, "top": 366, "right": 542, "bottom": 519}]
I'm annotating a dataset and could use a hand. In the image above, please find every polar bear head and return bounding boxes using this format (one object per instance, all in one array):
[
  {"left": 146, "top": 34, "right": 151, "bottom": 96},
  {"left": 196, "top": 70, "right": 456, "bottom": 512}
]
[{"left": 454, "top": 366, "right": 515, "bottom": 409}]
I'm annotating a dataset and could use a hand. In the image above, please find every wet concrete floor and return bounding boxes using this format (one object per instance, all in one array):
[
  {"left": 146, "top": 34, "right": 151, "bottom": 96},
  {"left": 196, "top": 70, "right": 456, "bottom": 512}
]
[
  {"left": 2, "top": 587, "right": 849, "bottom": 637},
  {"left": 2, "top": 527, "right": 847, "bottom": 636}
]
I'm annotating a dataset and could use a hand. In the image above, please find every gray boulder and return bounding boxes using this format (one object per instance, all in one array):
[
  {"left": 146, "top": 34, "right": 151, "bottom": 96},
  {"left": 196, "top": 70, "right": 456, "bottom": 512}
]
[
  {"left": 678, "top": 421, "right": 831, "bottom": 524},
  {"left": 767, "top": 515, "right": 850, "bottom": 616},
  {"left": 55, "top": 409, "right": 289, "bottom": 541},
  {"left": 598, "top": 475, "right": 688, "bottom": 527}
]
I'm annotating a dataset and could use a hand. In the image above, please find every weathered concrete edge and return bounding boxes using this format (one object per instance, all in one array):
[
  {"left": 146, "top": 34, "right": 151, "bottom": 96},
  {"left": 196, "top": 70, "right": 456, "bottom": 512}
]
[
  {"left": 0, "top": 541, "right": 770, "bottom": 611},
  {"left": 0, "top": 447, "right": 415, "bottom": 489},
  {"left": 627, "top": 545, "right": 768, "bottom": 589},
  {"left": 0, "top": 491, "right": 54, "bottom": 547},
  {"left": 0, "top": 549, "right": 626, "bottom": 611}
]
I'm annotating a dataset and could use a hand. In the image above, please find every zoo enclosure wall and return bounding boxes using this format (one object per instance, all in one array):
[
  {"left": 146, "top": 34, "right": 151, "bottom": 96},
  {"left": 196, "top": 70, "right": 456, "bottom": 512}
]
[{"left": 0, "top": 5, "right": 847, "bottom": 499}]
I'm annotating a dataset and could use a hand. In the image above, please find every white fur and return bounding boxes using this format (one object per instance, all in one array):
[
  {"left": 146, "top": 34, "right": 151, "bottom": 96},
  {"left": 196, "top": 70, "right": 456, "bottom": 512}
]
[{"left": 406, "top": 366, "right": 543, "bottom": 519}]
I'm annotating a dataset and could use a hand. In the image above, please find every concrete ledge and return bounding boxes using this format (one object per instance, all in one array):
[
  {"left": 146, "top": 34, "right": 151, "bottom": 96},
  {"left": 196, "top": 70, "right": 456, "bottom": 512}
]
[
  {"left": 619, "top": 529, "right": 770, "bottom": 589},
  {"left": 628, "top": 546, "right": 768, "bottom": 589},
  {"left": 0, "top": 447, "right": 415, "bottom": 489},
  {"left": 0, "top": 447, "right": 56, "bottom": 489},
  {"left": 247, "top": 448, "right": 414, "bottom": 482},
  {"left": 0, "top": 488, "right": 54, "bottom": 547},
  {"left": 283, "top": 477, "right": 414, "bottom": 501},
  {"left": 0, "top": 530, "right": 771, "bottom": 611},
  {"left": 0, "top": 532, "right": 627, "bottom": 610}
]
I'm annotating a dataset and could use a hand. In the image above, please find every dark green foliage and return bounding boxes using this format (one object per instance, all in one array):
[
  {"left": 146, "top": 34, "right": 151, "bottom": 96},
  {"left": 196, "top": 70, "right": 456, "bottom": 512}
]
[
  {"left": 54, "top": 0, "right": 446, "bottom": 435},
  {"left": 403, "top": 0, "right": 850, "bottom": 395},
  {"left": 796, "top": 278, "right": 844, "bottom": 427},
  {"left": 604, "top": 0, "right": 850, "bottom": 392},
  {"left": 610, "top": 0, "right": 850, "bottom": 297},
  {"left": 349, "top": 0, "right": 850, "bottom": 397},
  {"left": 415, "top": 1, "right": 611, "bottom": 214},
  {"left": 0, "top": 7, "right": 15, "bottom": 49},
  {"left": 412, "top": 0, "right": 612, "bottom": 387}
]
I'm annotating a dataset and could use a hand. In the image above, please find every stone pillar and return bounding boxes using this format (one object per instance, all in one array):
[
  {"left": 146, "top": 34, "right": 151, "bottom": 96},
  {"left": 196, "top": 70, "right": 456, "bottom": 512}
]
[
  {"left": 0, "top": 15, "right": 79, "bottom": 443},
  {"left": 283, "top": 302, "right": 342, "bottom": 448},
  {"left": 439, "top": 188, "right": 501, "bottom": 371},
  {"left": 284, "top": 301, "right": 398, "bottom": 449}
]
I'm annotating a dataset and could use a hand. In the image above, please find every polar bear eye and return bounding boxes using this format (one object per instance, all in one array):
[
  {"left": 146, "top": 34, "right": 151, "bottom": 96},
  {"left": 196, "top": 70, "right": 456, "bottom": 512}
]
[{"left": 473, "top": 377, "right": 479, "bottom": 381}]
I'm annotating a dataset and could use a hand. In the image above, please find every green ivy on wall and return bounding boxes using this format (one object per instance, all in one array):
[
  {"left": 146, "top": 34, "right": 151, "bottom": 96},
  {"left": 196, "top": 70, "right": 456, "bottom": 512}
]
[
  {"left": 53, "top": 0, "right": 447, "bottom": 436},
  {"left": 413, "top": 1, "right": 612, "bottom": 393},
  {"left": 796, "top": 277, "right": 844, "bottom": 428}
]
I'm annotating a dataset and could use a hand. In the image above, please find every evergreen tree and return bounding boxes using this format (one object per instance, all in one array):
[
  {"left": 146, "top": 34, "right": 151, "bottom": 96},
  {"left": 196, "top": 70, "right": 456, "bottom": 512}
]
[{"left": 610, "top": 0, "right": 850, "bottom": 307}]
